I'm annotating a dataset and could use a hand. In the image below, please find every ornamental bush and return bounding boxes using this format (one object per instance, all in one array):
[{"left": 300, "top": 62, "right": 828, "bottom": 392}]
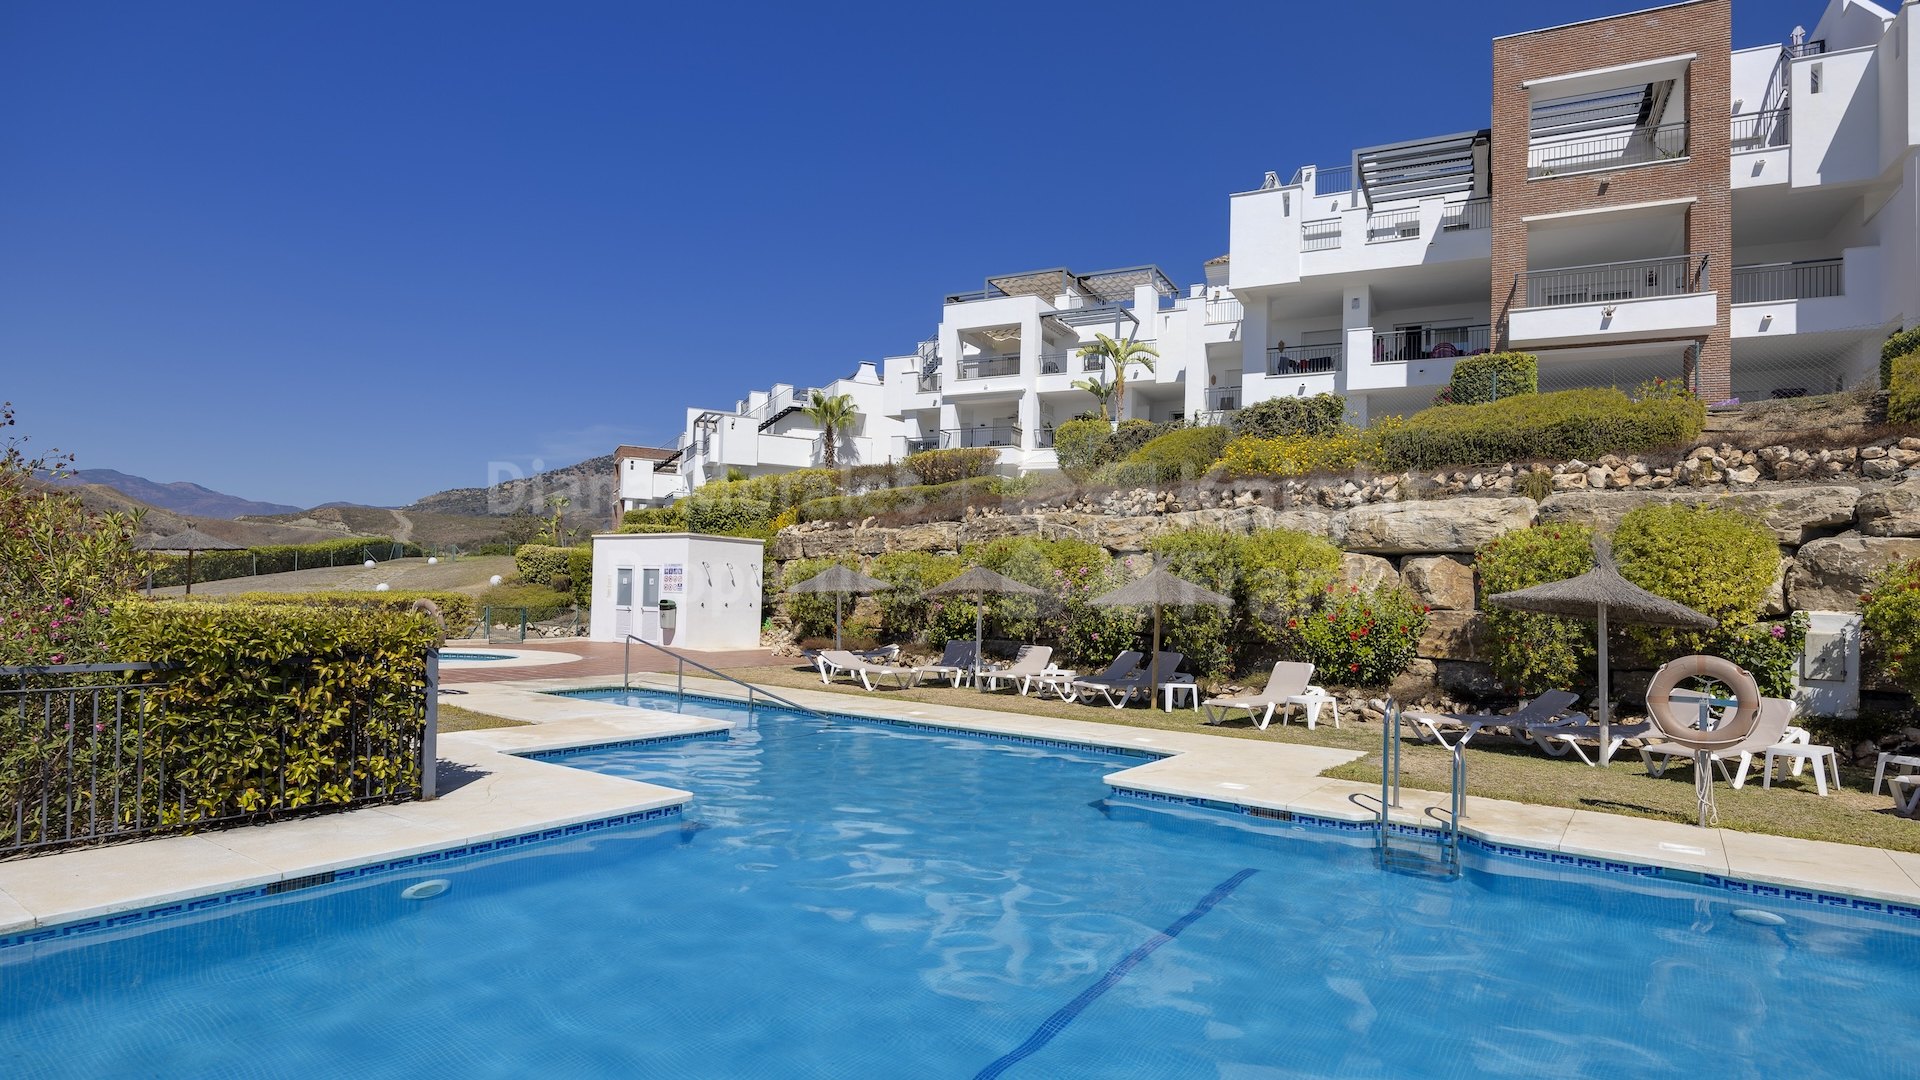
[
  {"left": 1147, "top": 527, "right": 1342, "bottom": 676},
  {"left": 903, "top": 447, "right": 1000, "bottom": 486},
  {"left": 1112, "top": 426, "right": 1231, "bottom": 484},
  {"left": 1614, "top": 504, "right": 1780, "bottom": 659},
  {"left": 1890, "top": 353, "right": 1920, "bottom": 425},
  {"left": 1720, "top": 612, "right": 1809, "bottom": 699},
  {"left": 796, "top": 477, "right": 1004, "bottom": 523},
  {"left": 970, "top": 538, "right": 1138, "bottom": 668},
  {"left": 475, "top": 582, "right": 576, "bottom": 622},
  {"left": 1441, "top": 351, "right": 1538, "bottom": 406},
  {"left": 1053, "top": 418, "right": 1114, "bottom": 481},
  {"left": 620, "top": 504, "right": 687, "bottom": 533},
  {"left": 1863, "top": 557, "right": 1920, "bottom": 699},
  {"left": 1369, "top": 387, "right": 1704, "bottom": 471},
  {"left": 1294, "top": 584, "right": 1427, "bottom": 687},
  {"left": 685, "top": 496, "right": 773, "bottom": 538},
  {"left": 1476, "top": 524, "right": 1596, "bottom": 695},
  {"left": 1883, "top": 327, "right": 1920, "bottom": 389},
  {"left": 1213, "top": 431, "right": 1363, "bottom": 479},
  {"left": 513, "top": 544, "right": 572, "bottom": 586},
  {"left": 869, "top": 551, "right": 964, "bottom": 643},
  {"left": 1230, "top": 394, "right": 1347, "bottom": 440},
  {"left": 215, "top": 590, "right": 480, "bottom": 635},
  {"left": 566, "top": 547, "right": 593, "bottom": 609},
  {"left": 781, "top": 556, "right": 859, "bottom": 639}
]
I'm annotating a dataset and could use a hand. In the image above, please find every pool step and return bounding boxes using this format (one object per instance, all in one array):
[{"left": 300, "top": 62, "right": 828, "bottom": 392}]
[{"left": 1379, "top": 838, "right": 1457, "bottom": 879}]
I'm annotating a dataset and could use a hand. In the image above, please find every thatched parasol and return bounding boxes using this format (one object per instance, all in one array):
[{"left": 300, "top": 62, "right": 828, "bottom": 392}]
[
  {"left": 1485, "top": 538, "right": 1716, "bottom": 765},
  {"left": 1091, "top": 565, "right": 1232, "bottom": 693},
  {"left": 785, "top": 564, "right": 892, "bottom": 649},
  {"left": 136, "top": 527, "right": 245, "bottom": 596},
  {"left": 925, "top": 567, "right": 1043, "bottom": 691}
]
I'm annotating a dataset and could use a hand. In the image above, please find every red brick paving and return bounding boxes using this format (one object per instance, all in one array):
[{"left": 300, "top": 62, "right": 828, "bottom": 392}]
[{"left": 439, "top": 640, "right": 785, "bottom": 685}]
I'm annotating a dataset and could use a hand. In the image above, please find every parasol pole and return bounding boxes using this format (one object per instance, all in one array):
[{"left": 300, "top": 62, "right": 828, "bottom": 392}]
[
  {"left": 974, "top": 590, "right": 985, "bottom": 692},
  {"left": 835, "top": 592, "right": 843, "bottom": 650},
  {"left": 185, "top": 550, "right": 195, "bottom": 596},
  {"left": 1596, "top": 604, "right": 1610, "bottom": 765},
  {"left": 1150, "top": 603, "right": 1162, "bottom": 694}
]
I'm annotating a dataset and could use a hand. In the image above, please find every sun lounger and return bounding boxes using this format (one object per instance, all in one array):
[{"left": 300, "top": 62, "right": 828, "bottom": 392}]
[
  {"left": 1201, "top": 661, "right": 1317, "bottom": 731},
  {"left": 1076, "top": 652, "right": 1183, "bottom": 709},
  {"left": 1062, "top": 651, "right": 1143, "bottom": 706},
  {"left": 1402, "top": 689, "right": 1582, "bottom": 751},
  {"left": 1640, "top": 696, "right": 1796, "bottom": 788},
  {"left": 1533, "top": 720, "right": 1652, "bottom": 766},
  {"left": 978, "top": 645, "right": 1055, "bottom": 695},
  {"left": 815, "top": 649, "right": 921, "bottom": 691},
  {"left": 917, "top": 641, "right": 978, "bottom": 687},
  {"left": 1891, "top": 774, "right": 1920, "bottom": 816}
]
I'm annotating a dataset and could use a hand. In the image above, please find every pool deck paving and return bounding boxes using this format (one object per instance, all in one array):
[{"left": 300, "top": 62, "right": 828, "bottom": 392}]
[{"left": 6, "top": 662, "right": 1920, "bottom": 938}]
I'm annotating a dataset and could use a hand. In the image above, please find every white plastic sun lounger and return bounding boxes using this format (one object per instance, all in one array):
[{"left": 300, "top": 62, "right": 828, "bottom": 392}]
[
  {"left": 1065, "top": 651, "right": 1146, "bottom": 707},
  {"left": 816, "top": 650, "right": 921, "bottom": 691},
  {"left": 1402, "top": 689, "right": 1582, "bottom": 751},
  {"left": 1640, "top": 696, "right": 1796, "bottom": 788},
  {"left": 978, "top": 646, "right": 1055, "bottom": 695},
  {"left": 1200, "top": 661, "right": 1317, "bottom": 731},
  {"left": 917, "top": 640, "right": 978, "bottom": 687}
]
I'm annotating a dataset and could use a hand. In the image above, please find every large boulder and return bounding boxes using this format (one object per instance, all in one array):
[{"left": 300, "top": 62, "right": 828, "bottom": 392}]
[
  {"left": 1249, "top": 506, "right": 1337, "bottom": 539},
  {"left": 1090, "top": 515, "right": 1158, "bottom": 553},
  {"left": 1417, "top": 610, "right": 1486, "bottom": 662},
  {"left": 1335, "top": 498, "right": 1535, "bottom": 554},
  {"left": 1537, "top": 485, "right": 1859, "bottom": 545},
  {"left": 1401, "top": 555, "right": 1477, "bottom": 610},
  {"left": 769, "top": 529, "right": 804, "bottom": 561},
  {"left": 1859, "top": 478, "right": 1920, "bottom": 538},
  {"left": 889, "top": 521, "right": 961, "bottom": 554},
  {"left": 800, "top": 526, "right": 861, "bottom": 558},
  {"left": 1786, "top": 534, "right": 1920, "bottom": 612},
  {"left": 1340, "top": 551, "right": 1397, "bottom": 591}
]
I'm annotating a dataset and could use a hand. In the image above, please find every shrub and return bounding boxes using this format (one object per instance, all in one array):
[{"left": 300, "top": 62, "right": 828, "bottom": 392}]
[
  {"left": 1294, "top": 584, "right": 1427, "bottom": 687},
  {"left": 903, "top": 447, "right": 1000, "bottom": 486},
  {"left": 215, "top": 590, "right": 480, "bottom": 635},
  {"left": 475, "top": 582, "right": 576, "bottom": 622},
  {"left": 1890, "top": 352, "right": 1920, "bottom": 426},
  {"left": 1106, "top": 418, "right": 1164, "bottom": 460},
  {"left": 1369, "top": 387, "right": 1704, "bottom": 471},
  {"left": 513, "top": 544, "right": 571, "bottom": 586},
  {"left": 1614, "top": 504, "right": 1780, "bottom": 659},
  {"left": 1214, "top": 431, "right": 1362, "bottom": 479},
  {"left": 1053, "top": 418, "right": 1113, "bottom": 481},
  {"left": 1230, "top": 394, "right": 1347, "bottom": 440},
  {"left": 1148, "top": 527, "right": 1341, "bottom": 676},
  {"left": 781, "top": 556, "right": 859, "bottom": 639},
  {"left": 686, "top": 496, "right": 774, "bottom": 538},
  {"left": 1863, "top": 557, "right": 1920, "bottom": 699},
  {"left": 968, "top": 538, "right": 1137, "bottom": 667},
  {"left": 1477, "top": 525, "right": 1597, "bottom": 696},
  {"left": 1116, "top": 426, "right": 1231, "bottom": 483},
  {"left": 844, "top": 462, "right": 902, "bottom": 494},
  {"left": 796, "top": 477, "right": 1003, "bottom": 524},
  {"left": 768, "top": 506, "right": 800, "bottom": 533},
  {"left": 566, "top": 547, "right": 592, "bottom": 609},
  {"left": 620, "top": 504, "right": 687, "bottom": 534},
  {"left": 1883, "top": 327, "right": 1920, "bottom": 390},
  {"left": 1443, "top": 351, "right": 1537, "bottom": 406},
  {"left": 1515, "top": 469, "right": 1555, "bottom": 502},
  {"left": 107, "top": 599, "right": 436, "bottom": 818},
  {"left": 870, "top": 551, "right": 965, "bottom": 643},
  {"left": 1721, "top": 612, "right": 1809, "bottom": 699}
]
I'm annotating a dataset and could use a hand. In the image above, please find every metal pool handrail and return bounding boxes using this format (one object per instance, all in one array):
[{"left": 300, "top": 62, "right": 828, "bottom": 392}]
[{"left": 623, "top": 635, "right": 821, "bottom": 717}]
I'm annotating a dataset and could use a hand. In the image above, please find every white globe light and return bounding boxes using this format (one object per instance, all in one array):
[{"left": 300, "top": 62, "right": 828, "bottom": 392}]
[
  {"left": 375, "top": 583, "right": 390, "bottom": 592},
  {"left": 490, "top": 575, "right": 503, "bottom": 586},
  {"left": 364, "top": 560, "right": 376, "bottom": 569},
  {"left": 427, "top": 557, "right": 438, "bottom": 565}
]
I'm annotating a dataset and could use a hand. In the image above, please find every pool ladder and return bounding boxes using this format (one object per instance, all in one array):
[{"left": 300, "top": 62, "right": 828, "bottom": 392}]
[
  {"left": 1358, "top": 700, "right": 1464, "bottom": 879},
  {"left": 623, "top": 635, "right": 822, "bottom": 717}
]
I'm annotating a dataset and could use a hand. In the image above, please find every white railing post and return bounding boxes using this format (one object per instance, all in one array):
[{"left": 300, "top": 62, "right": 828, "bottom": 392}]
[{"left": 421, "top": 650, "right": 439, "bottom": 801}]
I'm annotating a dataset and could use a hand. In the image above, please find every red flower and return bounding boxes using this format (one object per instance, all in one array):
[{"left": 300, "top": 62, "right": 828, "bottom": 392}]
[
  {"left": 1286, "top": 618, "right": 1298, "bottom": 629},
  {"left": 1349, "top": 663, "right": 1359, "bottom": 672}
]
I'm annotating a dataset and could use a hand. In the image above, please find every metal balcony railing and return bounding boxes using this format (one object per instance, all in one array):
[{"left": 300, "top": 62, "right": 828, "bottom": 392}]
[
  {"left": 956, "top": 354, "right": 1020, "bottom": 380},
  {"left": 1205, "top": 297, "right": 1244, "bottom": 324},
  {"left": 1267, "top": 344, "right": 1342, "bottom": 376},
  {"left": 1301, "top": 219, "right": 1341, "bottom": 252},
  {"left": 946, "top": 425, "right": 1022, "bottom": 449},
  {"left": 1366, "top": 207, "right": 1421, "bottom": 243},
  {"left": 899, "top": 435, "right": 942, "bottom": 455},
  {"left": 1035, "top": 427, "right": 1056, "bottom": 449},
  {"left": 1527, "top": 121, "right": 1689, "bottom": 179},
  {"left": 1311, "top": 165, "right": 1353, "bottom": 196},
  {"left": 1785, "top": 39, "right": 1825, "bottom": 58},
  {"left": 915, "top": 371, "right": 941, "bottom": 393},
  {"left": 1373, "top": 325, "right": 1492, "bottom": 364},
  {"left": 1204, "top": 386, "right": 1243, "bottom": 412},
  {"left": 1520, "top": 253, "right": 1709, "bottom": 308},
  {"left": 1439, "top": 198, "right": 1491, "bottom": 232},
  {"left": 1731, "top": 258, "right": 1843, "bottom": 303},
  {"left": 1730, "top": 109, "right": 1791, "bottom": 149}
]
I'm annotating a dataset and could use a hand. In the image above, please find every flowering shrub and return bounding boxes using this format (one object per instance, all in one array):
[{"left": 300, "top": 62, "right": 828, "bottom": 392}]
[
  {"left": 871, "top": 551, "right": 964, "bottom": 643},
  {"left": 1720, "top": 612, "right": 1809, "bottom": 699},
  {"left": 1476, "top": 525, "right": 1596, "bottom": 695},
  {"left": 1863, "top": 558, "right": 1920, "bottom": 698},
  {"left": 1293, "top": 584, "right": 1427, "bottom": 687},
  {"left": 1147, "top": 527, "right": 1342, "bottom": 676},
  {"left": 1213, "top": 431, "right": 1362, "bottom": 479},
  {"left": 976, "top": 538, "right": 1138, "bottom": 666},
  {"left": 0, "top": 404, "right": 147, "bottom": 666}
]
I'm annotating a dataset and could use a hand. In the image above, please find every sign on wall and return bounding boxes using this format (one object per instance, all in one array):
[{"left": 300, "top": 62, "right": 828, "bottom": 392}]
[{"left": 662, "top": 564, "right": 685, "bottom": 595}]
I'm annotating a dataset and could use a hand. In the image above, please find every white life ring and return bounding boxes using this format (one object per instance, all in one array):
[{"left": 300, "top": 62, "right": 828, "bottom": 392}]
[{"left": 1645, "top": 655, "right": 1762, "bottom": 751}]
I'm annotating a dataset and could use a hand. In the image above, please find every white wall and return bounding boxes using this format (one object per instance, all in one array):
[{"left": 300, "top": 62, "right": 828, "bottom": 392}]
[{"left": 589, "top": 533, "right": 764, "bottom": 650}]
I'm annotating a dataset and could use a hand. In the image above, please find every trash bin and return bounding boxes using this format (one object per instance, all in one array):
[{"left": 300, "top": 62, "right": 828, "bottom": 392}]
[{"left": 658, "top": 598, "right": 677, "bottom": 630}]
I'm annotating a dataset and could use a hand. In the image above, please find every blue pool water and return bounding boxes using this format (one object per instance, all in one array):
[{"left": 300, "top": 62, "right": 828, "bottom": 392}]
[
  {"left": 4, "top": 688, "right": 1918, "bottom": 1078},
  {"left": 439, "top": 650, "right": 516, "bottom": 661}
]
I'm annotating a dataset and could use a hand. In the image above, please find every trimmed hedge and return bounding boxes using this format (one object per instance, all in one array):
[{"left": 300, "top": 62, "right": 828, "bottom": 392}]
[
  {"left": 1370, "top": 387, "right": 1704, "bottom": 470},
  {"left": 1214, "top": 432, "right": 1362, "bottom": 479},
  {"left": 213, "top": 590, "right": 481, "bottom": 635},
  {"left": 151, "top": 536, "right": 422, "bottom": 588},
  {"left": 1477, "top": 525, "right": 1597, "bottom": 696},
  {"left": 686, "top": 496, "right": 773, "bottom": 538},
  {"left": 1613, "top": 504, "right": 1782, "bottom": 660},
  {"left": 475, "top": 582, "right": 576, "bottom": 622},
  {"left": 513, "top": 544, "right": 572, "bottom": 586},
  {"left": 903, "top": 447, "right": 999, "bottom": 486},
  {"left": 1230, "top": 394, "right": 1347, "bottom": 440},
  {"left": 796, "top": 477, "right": 1004, "bottom": 523},
  {"left": 567, "top": 547, "right": 592, "bottom": 608},
  {"left": 103, "top": 600, "right": 436, "bottom": 822},
  {"left": 1110, "top": 426, "right": 1230, "bottom": 484},
  {"left": 1883, "top": 328, "right": 1920, "bottom": 389},
  {"left": 1890, "top": 352, "right": 1920, "bottom": 425},
  {"left": 1442, "top": 351, "right": 1537, "bottom": 405},
  {"left": 620, "top": 505, "right": 687, "bottom": 533},
  {"left": 1053, "top": 419, "right": 1114, "bottom": 480}
]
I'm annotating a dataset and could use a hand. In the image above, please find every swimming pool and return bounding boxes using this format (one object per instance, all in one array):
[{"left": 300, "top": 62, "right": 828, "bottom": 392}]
[
  {"left": 439, "top": 650, "right": 516, "bottom": 661},
  {"left": 3, "top": 688, "right": 1916, "bottom": 1077}
]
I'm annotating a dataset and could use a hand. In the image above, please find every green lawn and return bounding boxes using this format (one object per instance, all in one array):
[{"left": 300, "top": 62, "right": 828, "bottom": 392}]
[
  {"left": 729, "top": 663, "right": 1920, "bottom": 854},
  {"left": 437, "top": 703, "right": 531, "bottom": 732}
]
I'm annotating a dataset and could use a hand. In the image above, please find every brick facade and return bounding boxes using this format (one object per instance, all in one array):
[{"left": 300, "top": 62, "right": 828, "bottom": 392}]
[{"left": 1491, "top": 0, "right": 1734, "bottom": 399}]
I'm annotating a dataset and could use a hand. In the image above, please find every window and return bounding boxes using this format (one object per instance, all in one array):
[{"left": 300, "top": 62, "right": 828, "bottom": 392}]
[{"left": 1811, "top": 63, "right": 1823, "bottom": 94}]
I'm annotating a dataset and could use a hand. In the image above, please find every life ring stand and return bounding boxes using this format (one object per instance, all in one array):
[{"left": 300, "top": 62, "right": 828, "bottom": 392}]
[{"left": 1645, "top": 655, "right": 1762, "bottom": 751}]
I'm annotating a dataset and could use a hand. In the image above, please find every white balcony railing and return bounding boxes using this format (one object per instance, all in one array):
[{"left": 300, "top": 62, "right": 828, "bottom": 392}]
[
  {"left": 1372, "top": 325, "right": 1492, "bottom": 364},
  {"left": 956, "top": 354, "right": 1020, "bottom": 380},
  {"left": 1520, "top": 254, "right": 1709, "bottom": 308},
  {"left": 1301, "top": 219, "right": 1341, "bottom": 252},
  {"left": 1366, "top": 207, "right": 1420, "bottom": 244},
  {"left": 1439, "top": 198, "right": 1491, "bottom": 232},
  {"left": 1206, "top": 297, "right": 1244, "bottom": 324}
]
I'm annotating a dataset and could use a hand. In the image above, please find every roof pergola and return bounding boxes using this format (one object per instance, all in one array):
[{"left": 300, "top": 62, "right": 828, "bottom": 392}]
[
  {"left": 947, "top": 265, "right": 1179, "bottom": 306},
  {"left": 1354, "top": 129, "right": 1489, "bottom": 209}
]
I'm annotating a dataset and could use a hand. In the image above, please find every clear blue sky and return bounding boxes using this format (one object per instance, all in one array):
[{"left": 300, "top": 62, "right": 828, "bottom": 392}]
[{"left": 0, "top": 0, "right": 1815, "bottom": 508}]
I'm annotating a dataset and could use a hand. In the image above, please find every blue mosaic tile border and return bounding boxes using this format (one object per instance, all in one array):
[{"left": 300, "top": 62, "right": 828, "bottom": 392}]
[
  {"left": 549, "top": 686, "right": 1168, "bottom": 761},
  {"left": 1106, "top": 786, "right": 1920, "bottom": 921},
  {"left": 0, "top": 804, "right": 684, "bottom": 951},
  {"left": 524, "top": 731, "right": 727, "bottom": 760}
]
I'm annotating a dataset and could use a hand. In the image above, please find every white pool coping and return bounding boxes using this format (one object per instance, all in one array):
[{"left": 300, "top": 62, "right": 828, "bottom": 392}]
[{"left": 3, "top": 671, "right": 1919, "bottom": 939}]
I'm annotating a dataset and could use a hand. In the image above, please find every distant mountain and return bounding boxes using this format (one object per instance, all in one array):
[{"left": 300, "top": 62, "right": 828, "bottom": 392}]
[
  {"left": 406, "top": 453, "right": 616, "bottom": 528},
  {"left": 48, "top": 469, "right": 305, "bottom": 520}
]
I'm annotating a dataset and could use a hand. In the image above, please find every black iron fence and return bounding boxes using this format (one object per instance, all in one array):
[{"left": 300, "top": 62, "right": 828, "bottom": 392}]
[
  {"left": 1730, "top": 108, "right": 1791, "bottom": 149},
  {"left": 1267, "top": 344, "right": 1343, "bottom": 376},
  {"left": 1, "top": 658, "right": 437, "bottom": 858}
]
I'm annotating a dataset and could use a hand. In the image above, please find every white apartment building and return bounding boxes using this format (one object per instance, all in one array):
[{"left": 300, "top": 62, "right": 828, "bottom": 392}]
[{"left": 621, "top": 0, "right": 1920, "bottom": 510}]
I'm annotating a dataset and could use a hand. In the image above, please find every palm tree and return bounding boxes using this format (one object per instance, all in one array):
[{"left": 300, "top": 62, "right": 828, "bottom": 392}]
[
  {"left": 1070, "top": 377, "right": 1117, "bottom": 421},
  {"left": 1076, "top": 334, "right": 1159, "bottom": 422},
  {"left": 800, "top": 390, "right": 859, "bottom": 468}
]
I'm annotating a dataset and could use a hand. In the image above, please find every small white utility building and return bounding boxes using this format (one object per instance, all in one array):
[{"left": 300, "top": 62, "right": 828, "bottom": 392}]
[{"left": 588, "top": 533, "right": 764, "bottom": 651}]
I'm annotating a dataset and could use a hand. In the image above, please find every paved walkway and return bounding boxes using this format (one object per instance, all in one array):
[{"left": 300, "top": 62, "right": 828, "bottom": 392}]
[
  {"left": 5, "top": 669, "right": 1919, "bottom": 939},
  {"left": 438, "top": 640, "right": 782, "bottom": 685}
]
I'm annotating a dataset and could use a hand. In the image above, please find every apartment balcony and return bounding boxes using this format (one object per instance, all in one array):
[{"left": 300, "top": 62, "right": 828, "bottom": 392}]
[
  {"left": 954, "top": 353, "right": 1021, "bottom": 382},
  {"left": 1205, "top": 297, "right": 1244, "bottom": 325},
  {"left": 1301, "top": 219, "right": 1341, "bottom": 252},
  {"left": 1527, "top": 121, "right": 1688, "bottom": 180},
  {"left": 1037, "top": 350, "right": 1102, "bottom": 376},
  {"left": 1731, "top": 259, "right": 1841, "bottom": 303},
  {"left": 1509, "top": 254, "right": 1717, "bottom": 348},
  {"left": 915, "top": 371, "right": 941, "bottom": 394},
  {"left": 899, "top": 435, "right": 942, "bottom": 456},
  {"left": 1366, "top": 207, "right": 1421, "bottom": 244},
  {"left": 1730, "top": 109, "right": 1791, "bottom": 151},
  {"left": 1371, "top": 325, "right": 1492, "bottom": 364},
  {"left": 1731, "top": 248, "right": 1881, "bottom": 338},
  {"left": 947, "top": 425, "right": 1023, "bottom": 449},
  {"left": 1203, "top": 386, "right": 1243, "bottom": 413},
  {"left": 1438, "top": 198, "right": 1491, "bottom": 232},
  {"left": 1266, "top": 344, "right": 1342, "bottom": 376}
]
